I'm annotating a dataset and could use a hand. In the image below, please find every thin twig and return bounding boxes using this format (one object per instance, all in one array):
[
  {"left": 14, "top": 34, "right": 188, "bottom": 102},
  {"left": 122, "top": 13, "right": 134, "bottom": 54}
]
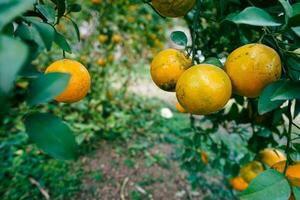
[
  {"left": 292, "top": 122, "right": 300, "bottom": 130},
  {"left": 191, "top": 0, "right": 202, "bottom": 63},
  {"left": 284, "top": 101, "right": 293, "bottom": 174},
  {"left": 120, "top": 177, "right": 129, "bottom": 200},
  {"left": 29, "top": 177, "right": 50, "bottom": 200}
]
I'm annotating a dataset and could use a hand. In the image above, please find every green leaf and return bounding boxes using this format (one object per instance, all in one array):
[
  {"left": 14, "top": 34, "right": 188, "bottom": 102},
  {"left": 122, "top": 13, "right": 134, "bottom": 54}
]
[
  {"left": 67, "top": 3, "right": 81, "bottom": 13},
  {"left": 170, "top": 31, "right": 188, "bottom": 46},
  {"left": 258, "top": 81, "right": 285, "bottom": 115},
  {"left": 3, "top": 23, "right": 14, "bottom": 35},
  {"left": 25, "top": 112, "right": 78, "bottom": 160},
  {"left": 271, "top": 80, "right": 300, "bottom": 101},
  {"left": 240, "top": 169, "right": 291, "bottom": 200},
  {"left": 55, "top": 0, "right": 66, "bottom": 18},
  {"left": 295, "top": 100, "right": 300, "bottom": 117},
  {"left": 54, "top": 31, "right": 72, "bottom": 53},
  {"left": 0, "top": 0, "right": 34, "bottom": 30},
  {"left": 286, "top": 55, "right": 300, "bottom": 81},
  {"left": 27, "top": 72, "right": 70, "bottom": 106},
  {"left": 0, "top": 35, "right": 28, "bottom": 94},
  {"left": 70, "top": 18, "right": 80, "bottom": 41},
  {"left": 36, "top": 4, "right": 56, "bottom": 24},
  {"left": 31, "top": 19, "right": 55, "bottom": 51},
  {"left": 293, "top": 3, "right": 300, "bottom": 16},
  {"left": 279, "top": 0, "right": 293, "bottom": 23},
  {"left": 15, "top": 23, "right": 33, "bottom": 41},
  {"left": 203, "top": 57, "right": 223, "bottom": 68},
  {"left": 292, "top": 26, "right": 300, "bottom": 37},
  {"left": 294, "top": 187, "right": 300, "bottom": 200},
  {"left": 226, "top": 7, "right": 281, "bottom": 27},
  {"left": 289, "top": 3, "right": 300, "bottom": 26}
]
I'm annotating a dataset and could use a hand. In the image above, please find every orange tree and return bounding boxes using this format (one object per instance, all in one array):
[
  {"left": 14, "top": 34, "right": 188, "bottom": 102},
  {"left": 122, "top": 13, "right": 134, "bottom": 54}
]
[
  {"left": 147, "top": 0, "right": 300, "bottom": 199},
  {"left": 0, "top": 0, "right": 86, "bottom": 160}
]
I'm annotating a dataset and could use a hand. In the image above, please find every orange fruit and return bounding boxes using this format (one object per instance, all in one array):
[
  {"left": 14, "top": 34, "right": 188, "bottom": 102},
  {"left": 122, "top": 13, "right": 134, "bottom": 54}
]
[
  {"left": 230, "top": 176, "right": 249, "bottom": 191},
  {"left": 152, "top": 0, "right": 196, "bottom": 17},
  {"left": 240, "top": 161, "right": 264, "bottom": 183},
  {"left": 258, "top": 148, "right": 286, "bottom": 167},
  {"left": 91, "top": 0, "right": 102, "bottom": 4},
  {"left": 45, "top": 59, "right": 91, "bottom": 103},
  {"left": 176, "top": 102, "right": 187, "bottom": 113},
  {"left": 97, "top": 58, "right": 106, "bottom": 67},
  {"left": 150, "top": 49, "right": 192, "bottom": 92},
  {"left": 176, "top": 64, "right": 232, "bottom": 115},
  {"left": 112, "top": 34, "right": 122, "bottom": 44},
  {"left": 225, "top": 44, "right": 282, "bottom": 98},
  {"left": 272, "top": 161, "right": 300, "bottom": 187},
  {"left": 200, "top": 151, "right": 208, "bottom": 165},
  {"left": 98, "top": 34, "right": 108, "bottom": 44}
]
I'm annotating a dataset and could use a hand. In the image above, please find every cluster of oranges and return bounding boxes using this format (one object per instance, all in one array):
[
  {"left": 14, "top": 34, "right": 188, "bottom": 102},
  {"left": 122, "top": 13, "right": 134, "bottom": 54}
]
[
  {"left": 96, "top": 34, "right": 121, "bottom": 67},
  {"left": 148, "top": 0, "right": 281, "bottom": 115},
  {"left": 150, "top": 43, "right": 282, "bottom": 115},
  {"left": 98, "top": 34, "right": 122, "bottom": 45},
  {"left": 230, "top": 148, "right": 300, "bottom": 196}
]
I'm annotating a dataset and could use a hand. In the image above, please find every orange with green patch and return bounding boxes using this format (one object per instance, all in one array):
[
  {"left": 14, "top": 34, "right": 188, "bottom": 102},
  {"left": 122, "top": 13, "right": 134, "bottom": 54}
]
[
  {"left": 230, "top": 176, "right": 248, "bottom": 191},
  {"left": 225, "top": 43, "right": 282, "bottom": 98},
  {"left": 176, "top": 64, "right": 232, "bottom": 115},
  {"left": 152, "top": 0, "right": 196, "bottom": 17},
  {"left": 151, "top": 49, "right": 192, "bottom": 92}
]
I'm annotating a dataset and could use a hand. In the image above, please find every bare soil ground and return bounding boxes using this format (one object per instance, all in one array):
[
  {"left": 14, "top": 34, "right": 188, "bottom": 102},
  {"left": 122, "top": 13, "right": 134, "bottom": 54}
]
[{"left": 75, "top": 141, "right": 199, "bottom": 200}]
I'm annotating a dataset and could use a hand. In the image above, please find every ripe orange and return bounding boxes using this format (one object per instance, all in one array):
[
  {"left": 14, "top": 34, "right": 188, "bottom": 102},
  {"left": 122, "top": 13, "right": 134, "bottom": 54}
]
[
  {"left": 152, "top": 0, "right": 196, "bottom": 17},
  {"left": 150, "top": 49, "right": 192, "bottom": 92},
  {"left": 258, "top": 148, "right": 286, "bottom": 167},
  {"left": 97, "top": 58, "right": 106, "bottom": 67},
  {"left": 176, "top": 64, "right": 232, "bottom": 115},
  {"left": 230, "top": 176, "right": 249, "bottom": 191},
  {"left": 45, "top": 59, "right": 91, "bottom": 103},
  {"left": 98, "top": 34, "right": 108, "bottom": 44},
  {"left": 272, "top": 161, "right": 300, "bottom": 187},
  {"left": 200, "top": 151, "right": 208, "bottom": 165},
  {"left": 225, "top": 44, "right": 282, "bottom": 98},
  {"left": 240, "top": 161, "right": 264, "bottom": 183},
  {"left": 112, "top": 34, "right": 122, "bottom": 44},
  {"left": 91, "top": 0, "right": 102, "bottom": 5}
]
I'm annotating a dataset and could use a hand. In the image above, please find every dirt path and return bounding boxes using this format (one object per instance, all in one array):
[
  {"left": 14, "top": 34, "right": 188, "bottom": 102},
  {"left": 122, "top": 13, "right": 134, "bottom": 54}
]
[{"left": 75, "top": 141, "right": 198, "bottom": 200}]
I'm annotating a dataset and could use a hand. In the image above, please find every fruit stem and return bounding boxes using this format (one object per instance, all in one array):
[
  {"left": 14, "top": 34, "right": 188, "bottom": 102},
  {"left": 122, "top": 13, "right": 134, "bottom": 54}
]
[
  {"left": 191, "top": 0, "right": 202, "bottom": 63},
  {"left": 284, "top": 100, "right": 293, "bottom": 175}
]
